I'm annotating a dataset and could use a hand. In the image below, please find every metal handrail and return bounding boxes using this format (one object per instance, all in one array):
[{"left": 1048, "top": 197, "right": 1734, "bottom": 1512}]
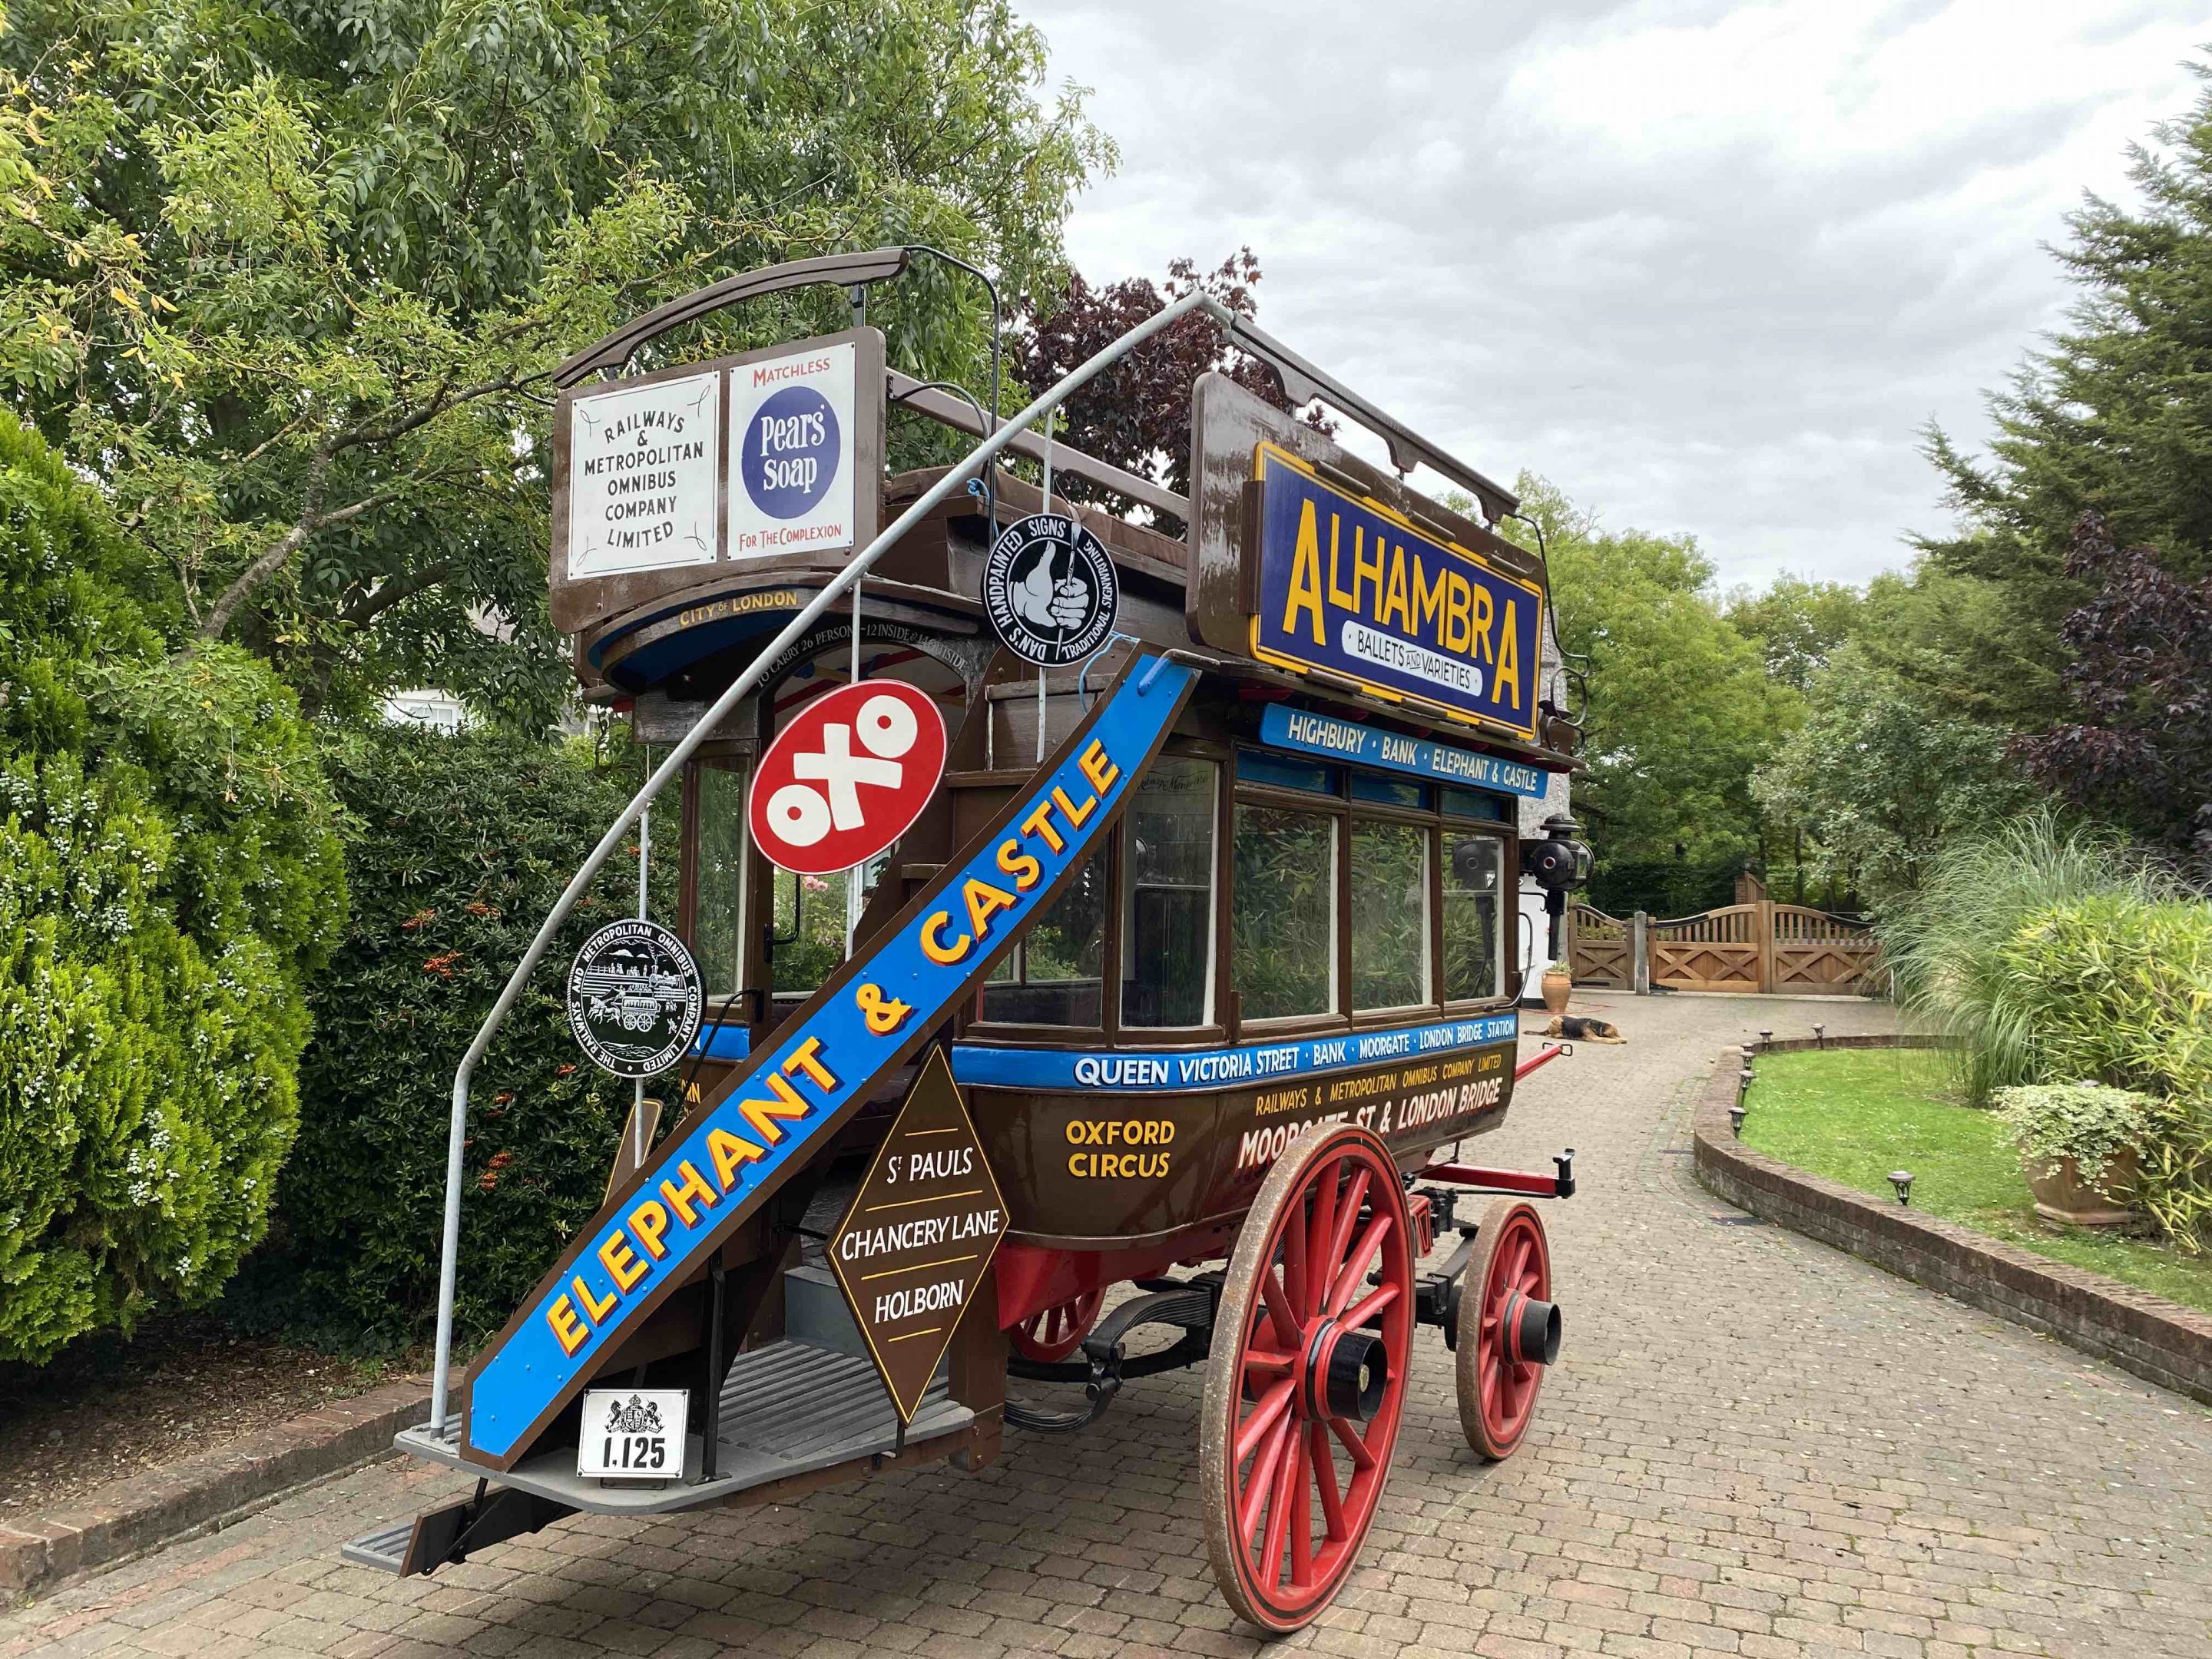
[{"left": 428, "top": 286, "right": 1233, "bottom": 1428}]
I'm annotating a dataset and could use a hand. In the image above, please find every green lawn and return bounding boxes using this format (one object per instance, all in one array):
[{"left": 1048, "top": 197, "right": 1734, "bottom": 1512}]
[{"left": 1740, "top": 1048, "right": 2212, "bottom": 1316}]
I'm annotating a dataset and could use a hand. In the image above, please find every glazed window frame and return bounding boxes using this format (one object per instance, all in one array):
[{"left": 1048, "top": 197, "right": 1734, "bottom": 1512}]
[{"left": 1227, "top": 744, "right": 1519, "bottom": 1040}]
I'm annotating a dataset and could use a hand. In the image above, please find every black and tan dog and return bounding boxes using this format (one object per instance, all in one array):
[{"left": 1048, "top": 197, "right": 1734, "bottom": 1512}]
[{"left": 1541, "top": 1013, "right": 1627, "bottom": 1043}]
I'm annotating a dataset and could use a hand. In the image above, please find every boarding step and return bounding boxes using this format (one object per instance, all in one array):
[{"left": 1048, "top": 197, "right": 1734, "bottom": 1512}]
[
  {"left": 339, "top": 1521, "right": 412, "bottom": 1574},
  {"left": 384, "top": 1336, "right": 968, "bottom": 1518}
]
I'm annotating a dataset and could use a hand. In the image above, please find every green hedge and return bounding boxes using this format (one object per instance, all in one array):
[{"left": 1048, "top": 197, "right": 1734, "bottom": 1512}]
[
  {"left": 0, "top": 412, "right": 344, "bottom": 1363},
  {"left": 242, "top": 723, "right": 675, "bottom": 1352}
]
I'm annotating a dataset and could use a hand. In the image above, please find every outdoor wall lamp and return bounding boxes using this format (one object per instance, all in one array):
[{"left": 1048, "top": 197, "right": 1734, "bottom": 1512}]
[{"left": 1889, "top": 1170, "right": 1914, "bottom": 1206}]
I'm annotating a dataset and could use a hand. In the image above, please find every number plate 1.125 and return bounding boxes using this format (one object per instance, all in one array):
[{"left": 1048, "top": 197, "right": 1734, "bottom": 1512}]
[{"left": 577, "top": 1388, "right": 688, "bottom": 1481}]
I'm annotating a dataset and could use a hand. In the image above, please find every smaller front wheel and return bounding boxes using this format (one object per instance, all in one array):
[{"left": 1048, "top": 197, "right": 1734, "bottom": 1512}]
[
  {"left": 1455, "top": 1198, "right": 1557, "bottom": 1461},
  {"left": 1008, "top": 1289, "right": 1104, "bottom": 1363}
]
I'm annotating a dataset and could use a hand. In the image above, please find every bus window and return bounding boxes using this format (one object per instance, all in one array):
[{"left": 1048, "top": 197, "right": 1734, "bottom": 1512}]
[
  {"left": 978, "top": 851, "right": 1106, "bottom": 1026},
  {"left": 1349, "top": 820, "right": 1429, "bottom": 1010},
  {"left": 1233, "top": 804, "right": 1336, "bottom": 1019},
  {"left": 770, "top": 867, "right": 851, "bottom": 997},
  {"left": 1123, "top": 758, "right": 1217, "bottom": 1028},
  {"left": 1442, "top": 831, "right": 1505, "bottom": 1001},
  {"left": 693, "top": 760, "right": 750, "bottom": 995}
]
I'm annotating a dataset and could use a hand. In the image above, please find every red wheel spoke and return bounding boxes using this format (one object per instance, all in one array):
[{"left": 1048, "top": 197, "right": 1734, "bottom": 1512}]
[
  {"left": 1258, "top": 1421, "right": 1298, "bottom": 1584},
  {"left": 1258, "top": 1263, "right": 1302, "bottom": 1349},
  {"left": 1289, "top": 1421, "right": 1313, "bottom": 1588},
  {"left": 1327, "top": 1211, "right": 1393, "bottom": 1316},
  {"left": 1328, "top": 1411, "right": 1376, "bottom": 1472},
  {"left": 1243, "top": 1346, "right": 1297, "bottom": 1373},
  {"left": 1281, "top": 1192, "right": 1310, "bottom": 1314},
  {"left": 1339, "top": 1280, "right": 1399, "bottom": 1331},
  {"left": 1233, "top": 1378, "right": 1296, "bottom": 1466},
  {"left": 1237, "top": 1411, "right": 1294, "bottom": 1540},
  {"left": 1322, "top": 1167, "right": 1369, "bottom": 1287},
  {"left": 1306, "top": 1158, "right": 1338, "bottom": 1316},
  {"left": 1310, "top": 1421, "right": 1347, "bottom": 1541}
]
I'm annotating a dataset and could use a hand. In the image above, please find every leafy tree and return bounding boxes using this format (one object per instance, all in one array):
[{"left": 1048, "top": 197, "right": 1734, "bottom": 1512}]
[
  {"left": 1503, "top": 476, "right": 1796, "bottom": 875},
  {"left": 0, "top": 409, "right": 343, "bottom": 1363},
  {"left": 1013, "top": 249, "right": 1326, "bottom": 531},
  {"left": 2012, "top": 512, "right": 2212, "bottom": 859},
  {"left": 1916, "top": 60, "right": 2212, "bottom": 729},
  {"left": 1724, "top": 574, "right": 1864, "bottom": 694},
  {"left": 1752, "top": 643, "right": 2033, "bottom": 898},
  {"left": 0, "top": 0, "right": 1106, "bottom": 724}
]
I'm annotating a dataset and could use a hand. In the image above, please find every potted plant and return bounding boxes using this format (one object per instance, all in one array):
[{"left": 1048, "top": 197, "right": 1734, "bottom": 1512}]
[{"left": 1991, "top": 1081, "right": 2151, "bottom": 1229}]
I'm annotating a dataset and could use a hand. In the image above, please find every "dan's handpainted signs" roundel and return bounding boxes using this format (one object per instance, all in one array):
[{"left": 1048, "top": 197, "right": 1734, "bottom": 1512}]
[{"left": 748, "top": 680, "right": 948, "bottom": 876}]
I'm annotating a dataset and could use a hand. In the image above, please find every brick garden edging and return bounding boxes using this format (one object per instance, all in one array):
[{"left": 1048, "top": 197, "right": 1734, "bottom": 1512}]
[
  {"left": 1694, "top": 1035, "right": 2212, "bottom": 1407},
  {"left": 0, "top": 1375, "right": 440, "bottom": 1599}
]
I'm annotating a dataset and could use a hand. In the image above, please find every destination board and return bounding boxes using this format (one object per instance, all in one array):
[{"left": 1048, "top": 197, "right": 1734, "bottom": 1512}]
[{"left": 827, "top": 1049, "right": 1008, "bottom": 1422}]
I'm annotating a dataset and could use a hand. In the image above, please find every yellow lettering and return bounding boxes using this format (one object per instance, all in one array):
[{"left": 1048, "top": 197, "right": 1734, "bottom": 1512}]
[
  {"left": 964, "top": 876, "right": 1018, "bottom": 939},
  {"left": 996, "top": 836, "right": 1041, "bottom": 891},
  {"left": 1379, "top": 544, "right": 1411, "bottom": 631},
  {"left": 1079, "top": 739, "right": 1120, "bottom": 795},
  {"left": 548, "top": 1296, "right": 588, "bottom": 1356},
  {"left": 1472, "top": 585, "right": 1495, "bottom": 664},
  {"left": 571, "top": 1273, "right": 615, "bottom": 1322},
  {"left": 1051, "top": 785, "right": 1095, "bottom": 830},
  {"left": 1326, "top": 512, "right": 1356, "bottom": 611},
  {"left": 707, "top": 1127, "right": 764, "bottom": 1189},
  {"left": 598, "top": 1230, "right": 647, "bottom": 1293},
  {"left": 1415, "top": 557, "right": 1449, "bottom": 638},
  {"left": 1019, "top": 800, "right": 1066, "bottom": 853},
  {"left": 1283, "top": 499, "right": 1326, "bottom": 644},
  {"left": 658, "top": 1160, "right": 717, "bottom": 1227},
  {"left": 783, "top": 1037, "right": 836, "bottom": 1090},
  {"left": 628, "top": 1200, "right": 671, "bottom": 1260},
  {"left": 739, "top": 1071, "right": 812, "bottom": 1144},
  {"left": 1495, "top": 600, "right": 1523, "bottom": 709},
  {"left": 922, "top": 910, "right": 972, "bottom": 965},
  {"left": 1353, "top": 526, "right": 1386, "bottom": 617},
  {"left": 1445, "top": 572, "right": 1472, "bottom": 654}
]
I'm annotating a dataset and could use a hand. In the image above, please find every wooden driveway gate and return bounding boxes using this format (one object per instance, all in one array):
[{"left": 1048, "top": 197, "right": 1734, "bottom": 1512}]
[{"left": 1568, "top": 900, "right": 1876, "bottom": 995}]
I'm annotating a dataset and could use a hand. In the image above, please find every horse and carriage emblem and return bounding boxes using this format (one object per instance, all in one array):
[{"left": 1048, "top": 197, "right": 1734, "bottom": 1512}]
[{"left": 564, "top": 918, "right": 704, "bottom": 1078}]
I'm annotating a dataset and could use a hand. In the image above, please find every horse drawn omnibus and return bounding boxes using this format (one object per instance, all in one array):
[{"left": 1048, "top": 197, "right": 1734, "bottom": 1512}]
[{"left": 344, "top": 250, "right": 1590, "bottom": 1632}]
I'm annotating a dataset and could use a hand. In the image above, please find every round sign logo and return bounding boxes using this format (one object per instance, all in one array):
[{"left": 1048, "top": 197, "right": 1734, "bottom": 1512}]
[
  {"left": 982, "top": 513, "right": 1119, "bottom": 667},
  {"left": 565, "top": 918, "right": 704, "bottom": 1078},
  {"left": 749, "top": 680, "right": 948, "bottom": 876},
  {"left": 740, "top": 385, "right": 841, "bottom": 520}
]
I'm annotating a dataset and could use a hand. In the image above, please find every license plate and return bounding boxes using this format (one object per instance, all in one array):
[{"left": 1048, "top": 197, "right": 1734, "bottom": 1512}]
[{"left": 577, "top": 1388, "right": 687, "bottom": 1479}]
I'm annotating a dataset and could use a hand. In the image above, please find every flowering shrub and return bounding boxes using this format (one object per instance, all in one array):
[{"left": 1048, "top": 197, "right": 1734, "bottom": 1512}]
[
  {"left": 0, "top": 412, "right": 343, "bottom": 1363},
  {"left": 235, "top": 721, "right": 671, "bottom": 1352},
  {"left": 1991, "top": 1082, "right": 2152, "bottom": 1190}
]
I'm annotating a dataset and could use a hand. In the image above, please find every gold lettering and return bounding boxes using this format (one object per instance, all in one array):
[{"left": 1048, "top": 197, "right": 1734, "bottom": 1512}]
[
  {"left": 598, "top": 1230, "right": 647, "bottom": 1293},
  {"left": 1019, "top": 800, "right": 1066, "bottom": 853},
  {"left": 964, "top": 876, "right": 1018, "bottom": 939},
  {"left": 658, "top": 1160, "right": 717, "bottom": 1227},
  {"left": 571, "top": 1273, "right": 615, "bottom": 1322},
  {"left": 921, "top": 910, "right": 972, "bottom": 965},
  {"left": 1353, "top": 526, "right": 1386, "bottom": 617},
  {"left": 707, "top": 1127, "right": 764, "bottom": 1188},
  {"left": 996, "top": 836, "right": 1041, "bottom": 891},
  {"left": 628, "top": 1200, "right": 671, "bottom": 1260},
  {"left": 1495, "top": 599, "right": 1523, "bottom": 708},
  {"left": 1079, "top": 739, "right": 1120, "bottom": 795},
  {"left": 1282, "top": 499, "right": 1326, "bottom": 644},
  {"left": 548, "top": 1296, "right": 588, "bottom": 1356}
]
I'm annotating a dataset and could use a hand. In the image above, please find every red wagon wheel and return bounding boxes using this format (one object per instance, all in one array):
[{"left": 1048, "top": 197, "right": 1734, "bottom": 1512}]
[
  {"left": 1456, "top": 1198, "right": 1556, "bottom": 1461},
  {"left": 1008, "top": 1288, "right": 1105, "bottom": 1363},
  {"left": 1201, "top": 1124, "right": 1413, "bottom": 1633}
]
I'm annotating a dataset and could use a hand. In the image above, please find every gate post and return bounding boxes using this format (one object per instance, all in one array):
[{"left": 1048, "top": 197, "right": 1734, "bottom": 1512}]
[
  {"left": 1755, "top": 898, "right": 1776, "bottom": 994},
  {"left": 1631, "top": 911, "right": 1650, "bottom": 995}
]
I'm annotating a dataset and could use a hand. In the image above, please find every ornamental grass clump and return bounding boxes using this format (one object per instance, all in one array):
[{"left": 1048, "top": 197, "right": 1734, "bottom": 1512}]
[{"left": 1991, "top": 1082, "right": 2152, "bottom": 1190}]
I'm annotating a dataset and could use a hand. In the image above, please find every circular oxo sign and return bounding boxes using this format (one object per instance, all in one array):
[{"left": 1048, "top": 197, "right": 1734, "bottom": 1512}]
[
  {"left": 749, "top": 680, "right": 947, "bottom": 876},
  {"left": 740, "top": 385, "right": 842, "bottom": 520},
  {"left": 565, "top": 918, "right": 704, "bottom": 1078},
  {"left": 982, "top": 513, "right": 1118, "bottom": 667}
]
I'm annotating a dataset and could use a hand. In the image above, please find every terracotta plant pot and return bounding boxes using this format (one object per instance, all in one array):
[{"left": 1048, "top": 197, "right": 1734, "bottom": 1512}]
[
  {"left": 1540, "top": 966, "right": 1571, "bottom": 1015},
  {"left": 2024, "top": 1146, "right": 2141, "bottom": 1229}
]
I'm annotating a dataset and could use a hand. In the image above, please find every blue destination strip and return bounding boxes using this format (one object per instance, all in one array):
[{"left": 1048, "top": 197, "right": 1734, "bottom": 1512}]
[
  {"left": 464, "top": 656, "right": 1196, "bottom": 1462},
  {"left": 1260, "top": 705, "right": 1548, "bottom": 799},
  {"left": 952, "top": 1012, "right": 1519, "bottom": 1093}
]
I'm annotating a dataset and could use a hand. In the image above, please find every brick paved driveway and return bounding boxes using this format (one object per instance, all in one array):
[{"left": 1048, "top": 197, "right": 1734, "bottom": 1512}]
[{"left": 8, "top": 994, "right": 2210, "bottom": 1659}]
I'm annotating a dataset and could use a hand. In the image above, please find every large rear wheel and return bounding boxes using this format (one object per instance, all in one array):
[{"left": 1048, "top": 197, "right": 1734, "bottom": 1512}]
[{"left": 1200, "top": 1124, "right": 1413, "bottom": 1633}]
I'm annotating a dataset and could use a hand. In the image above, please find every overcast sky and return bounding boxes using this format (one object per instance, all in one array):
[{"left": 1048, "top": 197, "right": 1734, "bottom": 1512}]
[{"left": 1018, "top": 0, "right": 2207, "bottom": 591}]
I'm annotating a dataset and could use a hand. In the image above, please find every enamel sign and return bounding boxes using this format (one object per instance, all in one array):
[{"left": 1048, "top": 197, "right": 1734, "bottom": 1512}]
[
  {"left": 565, "top": 372, "right": 720, "bottom": 579},
  {"left": 828, "top": 1049, "right": 1008, "bottom": 1422},
  {"left": 982, "top": 513, "right": 1119, "bottom": 667},
  {"left": 1250, "top": 444, "right": 1544, "bottom": 740},
  {"left": 727, "top": 340, "right": 859, "bottom": 559},
  {"left": 565, "top": 919, "right": 705, "bottom": 1078},
  {"left": 460, "top": 654, "right": 1197, "bottom": 1468},
  {"left": 748, "top": 680, "right": 948, "bottom": 876},
  {"left": 1257, "top": 706, "right": 1548, "bottom": 798}
]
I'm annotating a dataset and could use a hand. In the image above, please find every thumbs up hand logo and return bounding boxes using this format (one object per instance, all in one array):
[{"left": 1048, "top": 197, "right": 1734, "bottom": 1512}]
[{"left": 1011, "top": 551, "right": 1088, "bottom": 635}]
